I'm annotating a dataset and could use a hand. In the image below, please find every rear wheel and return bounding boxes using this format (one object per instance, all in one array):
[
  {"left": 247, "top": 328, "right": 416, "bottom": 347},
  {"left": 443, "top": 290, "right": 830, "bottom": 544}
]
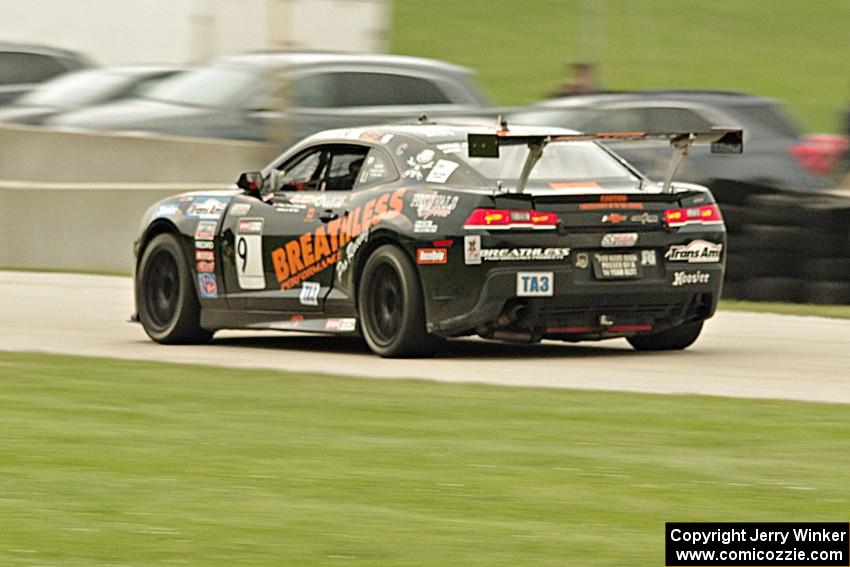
[
  {"left": 357, "top": 244, "right": 442, "bottom": 358},
  {"left": 627, "top": 321, "right": 703, "bottom": 351},
  {"left": 137, "top": 233, "right": 213, "bottom": 344}
]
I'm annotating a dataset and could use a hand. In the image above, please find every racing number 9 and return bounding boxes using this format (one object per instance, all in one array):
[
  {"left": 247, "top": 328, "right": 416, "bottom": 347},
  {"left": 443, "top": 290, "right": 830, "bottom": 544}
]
[{"left": 237, "top": 236, "right": 248, "bottom": 272}]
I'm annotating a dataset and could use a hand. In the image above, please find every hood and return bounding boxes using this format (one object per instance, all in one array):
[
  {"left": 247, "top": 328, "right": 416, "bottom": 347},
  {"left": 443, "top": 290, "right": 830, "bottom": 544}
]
[{"left": 0, "top": 105, "right": 59, "bottom": 125}]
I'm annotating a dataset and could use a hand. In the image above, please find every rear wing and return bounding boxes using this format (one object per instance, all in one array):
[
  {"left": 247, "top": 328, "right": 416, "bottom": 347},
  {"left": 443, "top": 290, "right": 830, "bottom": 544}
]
[{"left": 467, "top": 127, "right": 743, "bottom": 194}]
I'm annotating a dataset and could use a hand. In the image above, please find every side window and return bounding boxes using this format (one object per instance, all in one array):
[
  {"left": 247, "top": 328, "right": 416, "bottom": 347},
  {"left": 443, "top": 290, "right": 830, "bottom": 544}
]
[
  {"left": 356, "top": 150, "right": 397, "bottom": 187},
  {"left": 296, "top": 72, "right": 452, "bottom": 108},
  {"left": 325, "top": 147, "right": 370, "bottom": 192},
  {"left": 0, "top": 52, "right": 67, "bottom": 85},
  {"left": 647, "top": 108, "right": 712, "bottom": 132},
  {"left": 583, "top": 108, "right": 650, "bottom": 132},
  {"left": 276, "top": 149, "right": 325, "bottom": 192},
  {"left": 294, "top": 73, "right": 337, "bottom": 108}
]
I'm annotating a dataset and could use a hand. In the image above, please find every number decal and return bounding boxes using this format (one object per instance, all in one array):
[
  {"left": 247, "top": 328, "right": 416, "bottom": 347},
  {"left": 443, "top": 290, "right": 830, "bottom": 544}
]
[
  {"left": 236, "top": 218, "right": 265, "bottom": 290},
  {"left": 237, "top": 236, "right": 248, "bottom": 272}
]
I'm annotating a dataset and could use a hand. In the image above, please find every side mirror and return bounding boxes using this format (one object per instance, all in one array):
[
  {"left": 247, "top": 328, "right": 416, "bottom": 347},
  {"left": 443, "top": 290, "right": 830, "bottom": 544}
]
[{"left": 236, "top": 171, "right": 264, "bottom": 195}]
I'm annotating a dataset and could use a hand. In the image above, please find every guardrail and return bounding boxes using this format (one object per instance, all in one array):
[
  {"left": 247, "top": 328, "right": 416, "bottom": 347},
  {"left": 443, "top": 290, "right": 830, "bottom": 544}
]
[
  {"left": 0, "top": 181, "right": 231, "bottom": 273},
  {"left": 0, "top": 124, "right": 275, "bottom": 183}
]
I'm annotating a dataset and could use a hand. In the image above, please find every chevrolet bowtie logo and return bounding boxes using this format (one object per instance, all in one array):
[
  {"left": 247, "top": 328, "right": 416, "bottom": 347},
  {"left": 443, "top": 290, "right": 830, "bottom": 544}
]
[{"left": 601, "top": 213, "right": 627, "bottom": 224}]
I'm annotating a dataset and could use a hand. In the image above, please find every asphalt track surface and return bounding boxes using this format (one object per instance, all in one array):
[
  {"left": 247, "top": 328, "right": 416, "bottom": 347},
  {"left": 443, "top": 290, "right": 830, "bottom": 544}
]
[{"left": 1, "top": 271, "right": 848, "bottom": 403}]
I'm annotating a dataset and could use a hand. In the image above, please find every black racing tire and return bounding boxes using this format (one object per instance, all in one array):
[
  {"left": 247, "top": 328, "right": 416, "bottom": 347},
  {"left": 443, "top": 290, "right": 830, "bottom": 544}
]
[
  {"left": 627, "top": 321, "right": 704, "bottom": 351},
  {"left": 357, "top": 244, "right": 442, "bottom": 358},
  {"left": 136, "top": 233, "right": 213, "bottom": 344}
]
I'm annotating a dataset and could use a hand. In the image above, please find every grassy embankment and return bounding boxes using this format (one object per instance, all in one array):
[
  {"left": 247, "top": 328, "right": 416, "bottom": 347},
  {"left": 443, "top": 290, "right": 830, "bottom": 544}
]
[{"left": 1, "top": 352, "right": 849, "bottom": 565}]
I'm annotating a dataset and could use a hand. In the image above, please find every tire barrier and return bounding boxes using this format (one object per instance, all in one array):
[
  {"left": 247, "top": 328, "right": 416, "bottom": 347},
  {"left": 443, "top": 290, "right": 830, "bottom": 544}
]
[{"left": 714, "top": 180, "right": 850, "bottom": 304}]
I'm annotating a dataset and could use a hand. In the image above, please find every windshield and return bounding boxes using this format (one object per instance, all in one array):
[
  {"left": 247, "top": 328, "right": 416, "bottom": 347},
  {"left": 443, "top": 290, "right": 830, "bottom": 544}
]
[
  {"left": 16, "top": 70, "right": 130, "bottom": 108},
  {"left": 143, "top": 65, "right": 256, "bottom": 107},
  {"left": 460, "top": 141, "right": 637, "bottom": 185}
]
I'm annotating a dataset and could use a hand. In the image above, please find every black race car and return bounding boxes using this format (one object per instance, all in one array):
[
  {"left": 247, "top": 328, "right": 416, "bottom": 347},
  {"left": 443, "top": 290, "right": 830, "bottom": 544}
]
[{"left": 133, "top": 121, "right": 741, "bottom": 357}]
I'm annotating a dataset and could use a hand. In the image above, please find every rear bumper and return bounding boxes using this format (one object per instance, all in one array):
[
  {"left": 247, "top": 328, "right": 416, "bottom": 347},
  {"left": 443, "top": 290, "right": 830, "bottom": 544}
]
[{"left": 428, "top": 263, "right": 722, "bottom": 339}]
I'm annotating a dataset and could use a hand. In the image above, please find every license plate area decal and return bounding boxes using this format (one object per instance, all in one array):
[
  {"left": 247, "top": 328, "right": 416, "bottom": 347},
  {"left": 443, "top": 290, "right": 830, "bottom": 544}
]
[{"left": 517, "top": 272, "right": 554, "bottom": 297}]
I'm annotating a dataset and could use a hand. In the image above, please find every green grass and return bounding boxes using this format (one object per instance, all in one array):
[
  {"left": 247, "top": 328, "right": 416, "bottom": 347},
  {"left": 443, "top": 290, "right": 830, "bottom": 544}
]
[
  {"left": 1, "top": 353, "right": 849, "bottom": 566},
  {"left": 720, "top": 299, "right": 850, "bottom": 320},
  {"left": 391, "top": 0, "right": 850, "bottom": 132}
]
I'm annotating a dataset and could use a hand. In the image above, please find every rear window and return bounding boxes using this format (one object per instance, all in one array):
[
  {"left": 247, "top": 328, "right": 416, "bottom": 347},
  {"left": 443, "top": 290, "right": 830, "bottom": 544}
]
[
  {"left": 297, "top": 72, "right": 452, "bottom": 108},
  {"left": 0, "top": 52, "right": 68, "bottom": 85},
  {"left": 723, "top": 102, "right": 801, "bottom": 138}
]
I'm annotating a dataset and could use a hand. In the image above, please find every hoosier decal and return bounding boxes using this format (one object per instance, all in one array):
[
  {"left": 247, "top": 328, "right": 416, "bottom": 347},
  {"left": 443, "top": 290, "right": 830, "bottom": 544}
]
[
  {"left": 672, "top": 271, "right": 711, "bottom": 286},
  {"left": 271, "top": 189, "right": 405, "bottom": 290}
]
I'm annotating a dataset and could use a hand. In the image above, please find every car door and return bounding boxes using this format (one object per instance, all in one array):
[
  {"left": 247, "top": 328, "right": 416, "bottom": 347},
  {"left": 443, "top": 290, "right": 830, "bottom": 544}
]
[{"left": 220, "top": 143, "right": 369, "bottom": 314}]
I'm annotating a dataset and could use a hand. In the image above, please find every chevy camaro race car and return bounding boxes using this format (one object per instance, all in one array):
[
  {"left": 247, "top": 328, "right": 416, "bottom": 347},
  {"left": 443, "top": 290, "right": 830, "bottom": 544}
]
[{"left": 133, "top": 121, "right": 741, "bottom": 357}]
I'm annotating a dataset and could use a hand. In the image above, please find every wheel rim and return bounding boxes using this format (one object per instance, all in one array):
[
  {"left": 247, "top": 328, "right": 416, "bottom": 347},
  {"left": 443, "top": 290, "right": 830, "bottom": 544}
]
[
  {"left": 365, "top": 262, "right": 403, "bottom": 346},
  {"left": 143, "top": 249, "right": 180, "bottom": 330}
]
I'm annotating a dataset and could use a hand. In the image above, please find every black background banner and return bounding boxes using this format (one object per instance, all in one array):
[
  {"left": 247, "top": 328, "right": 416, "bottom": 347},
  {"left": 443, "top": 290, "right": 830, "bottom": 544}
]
[{"left": 666, "top": 522, "right": 849, "bottom": 566}]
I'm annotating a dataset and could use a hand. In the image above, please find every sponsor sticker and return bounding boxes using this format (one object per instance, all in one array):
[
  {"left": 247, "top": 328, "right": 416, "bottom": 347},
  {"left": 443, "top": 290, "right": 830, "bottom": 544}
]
[
  {"left": 195, "top": 250, "right": 214, "bottom": 261},
  {"left": 602, "top": 213, "right": 627, "bottom": 224},
  {"left": 665, "top": 240, "right": 723, "bottom": 263},
  {"left": 631, "top": 212, "right": 659, "bottom": 224},
  {"left": 229, "top": 203, "right": 251, "bottom": 216},
  {"left": 641, "top": 250, "right": 657, "bottom": 266},
  {"left": 481, "top": 247, "right": 570, "bottom": 261},
  {"left": 299, "top": 281, "right": 320, "bottom": 306},
  {"left": 425, "top": 159, "right": 460, "bottom": 184},
  {"left": 195, "top": 240, "right": 214, "bottom": 250},
  {"left": 410, "top": 193, "right": 459, "bottom": 219},
  {"left": 236, "top": 217, "right": 265, "bottom": 290},
  {"left": 416, "top": 248, "right": 448, "bottom": 265},
  {"left": 594, "top": 253, "right": 639, "bottom": 279},
  {"left": 339, "top": 318, "right": 356, "bottom": 332},
  {"left": 464, "top": 235, "right": 482, "bottom": 265},
  {"left": 575, "top": 252, "right": 589, "bottom": 269},
  {"left": 196, "top": 261, "right": 215, "bottom": 273},
  {"left": 672, "top": 270, "right": 711, "bottom": 287},
  {"left": 197, "top": 273, "right": 218, "bottom": 298},
  {"left": 516, "top": 272, "right": 554, "bottom": 297},
  {"left": 194, "top": 220, "right": 218, "bottom": 241},
  {"left": 154, "top": 204, "right": 180, "bottom": 218},
  {"left": 187, "top": 197, "right": 229, "bottom": 219},
  {"left": 272, "top": 189, "right": 405, "bottom": 290},
  {"left": 414, "top": 219, "right": 439, "bottom": 233},
  {"left": 601, "top": 233, "right": 638, "bottom": 248}
]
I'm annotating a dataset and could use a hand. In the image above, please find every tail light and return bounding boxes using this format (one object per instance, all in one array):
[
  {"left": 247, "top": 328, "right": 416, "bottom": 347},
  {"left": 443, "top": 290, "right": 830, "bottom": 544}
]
[
  {"left": 789, "top": 135, "right": 848, "bottom": 176},
  {"left": 664, "top": 204, "right": 723, "bottom": 228},
  {"left": 464, "top": 208, "right": 558, "bottom": 230}
]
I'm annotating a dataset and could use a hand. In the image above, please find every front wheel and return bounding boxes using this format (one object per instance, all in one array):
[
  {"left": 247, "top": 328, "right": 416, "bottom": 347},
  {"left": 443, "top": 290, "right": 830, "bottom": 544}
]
[
  {"left": 627, "top": 321, "right": 703, "bottom": 351},
  {"left": 357, "top": 244, "right": 442, "bottom": 358},
  {"left": 136, "top": 233, "right": 213, "bottom": 344}
]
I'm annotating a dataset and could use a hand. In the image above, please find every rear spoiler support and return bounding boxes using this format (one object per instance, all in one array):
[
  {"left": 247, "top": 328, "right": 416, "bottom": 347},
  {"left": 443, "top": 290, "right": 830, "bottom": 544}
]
[{"left": 468, "top": 128, "right": 743, "bottom": 194}]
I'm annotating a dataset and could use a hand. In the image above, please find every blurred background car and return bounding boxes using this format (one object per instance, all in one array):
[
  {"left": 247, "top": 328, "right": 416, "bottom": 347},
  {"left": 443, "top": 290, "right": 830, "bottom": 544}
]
[
  {"left": 0, "top": 42, "right": 94, "bottom": 105},
  {"left": 46, "top": 52, "right": 491, "bottom": 142},
  {"left": 0, "top": 65, "right": 180, "bottom": 126},
  {"left": 510, "top": 91, "right": 840, "bottom": 192}
]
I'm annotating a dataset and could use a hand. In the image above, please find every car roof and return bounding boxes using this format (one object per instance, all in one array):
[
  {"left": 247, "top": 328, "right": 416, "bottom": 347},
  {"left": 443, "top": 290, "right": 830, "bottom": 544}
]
[
  {"left": 0, "top": 42, "right": 93, "bottom": 64},
  {"left": 536, "top": 90, "right": 780, "bottom": 108},
  {"left": 212, "top": 51, "right": 475, "bottom": 76},
  {"left": 307, "top": 122, "right": 581, "bottom": 145}
]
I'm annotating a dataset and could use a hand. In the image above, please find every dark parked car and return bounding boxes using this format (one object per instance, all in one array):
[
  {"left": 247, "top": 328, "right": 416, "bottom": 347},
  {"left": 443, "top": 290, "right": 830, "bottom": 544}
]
[
  {"left": 0, "top": 65, "right": 180, "bottom": 125},
  {"left": 0, "top": 43, "right": 93, "bottom": 105},
  {"left": 49, "top": 52, "right": 490, "bottom": 142},
  {"left": 511, "top": 91, "right": 833, "bottom": 191},
  {"left": 132, "top": 121, "right": 740, "bottom": 357}
]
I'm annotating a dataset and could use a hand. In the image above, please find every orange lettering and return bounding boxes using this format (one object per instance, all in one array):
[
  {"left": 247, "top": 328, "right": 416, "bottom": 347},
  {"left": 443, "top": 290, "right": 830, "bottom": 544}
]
[
  {"left": 373, "top": 193, "right": 389, "bottom": 222},
  {"left": 361, "top": 199, "right": 375, "bottom": 232},
  {"left": 327, "top": 217, "right": 341, "bottom": 252},
  {"left": 388, "top": 188, "right": 405, "bottom": 216},
  {"left": 299, "top": 232, "right": 314, "bottom": 266},
  {"left": 350, "top": 206, "right": 362, "bottom": 239},
  {"left": 271, "top": 247, "right": 289, "bottom": 282},
  {"left": 313, "top": 225, "right": 331, "bottom": 260},
  {"left": 339, "top": 212, "right": 353, "bottom": 247},
  {"left": 285, "top": 240, "right": 304, "bottom": 275}
]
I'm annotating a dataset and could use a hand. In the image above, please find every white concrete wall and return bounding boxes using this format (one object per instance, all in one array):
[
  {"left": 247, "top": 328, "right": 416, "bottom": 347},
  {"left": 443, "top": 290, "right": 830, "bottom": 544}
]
[{"left": 0, "top": 0, "right": 388, "bottom": 65}]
